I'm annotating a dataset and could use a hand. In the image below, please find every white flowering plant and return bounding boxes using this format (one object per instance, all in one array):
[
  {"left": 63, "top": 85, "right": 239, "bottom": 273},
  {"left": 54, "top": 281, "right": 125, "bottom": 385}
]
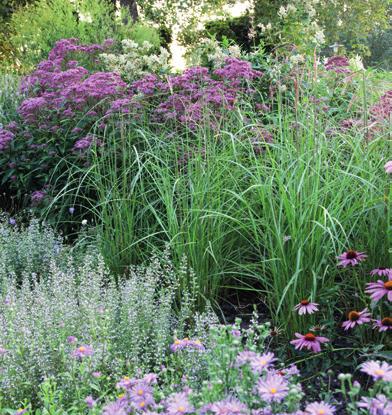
[{"left": 100, "top": 39, "right": 171, "bottom": 83}]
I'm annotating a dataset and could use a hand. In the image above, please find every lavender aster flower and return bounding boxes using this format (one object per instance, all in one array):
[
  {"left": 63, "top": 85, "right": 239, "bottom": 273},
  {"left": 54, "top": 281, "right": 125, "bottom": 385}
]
[
  {"left": 361, "top": 361, "right": 392, "bottom": 382},
  {"left": 235, "top": 350, "right": 258, "bottom": 367},
  {"left": 67, "top": 336, "right": 77, "bottom": 344},
  {"left": 166, "top": 392, "right": 194, "bottom": 415},
  {"left": 210, "top": 397, "right": 248, "bottom": 415},
  {"left": 357, "top": 394, "right": 392, "bottom": 414},
  {"left": 305, "top": 402, "right": 335, "bottom": 415},
  {"left": 250, "top": 352, "right": 276, "bottom": 373},
  {"left": 256, "top": 373, "right": 289, "bottom": 402},
  {"left": 72, "top": 344, "right": 94, "bottom": 359}
]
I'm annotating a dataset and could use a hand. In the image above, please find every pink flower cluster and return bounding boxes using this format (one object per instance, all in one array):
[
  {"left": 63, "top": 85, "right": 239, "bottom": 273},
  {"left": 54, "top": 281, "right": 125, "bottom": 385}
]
[
  {"left": 0, "top": 129, "right": 14, "bottom": 151},
  {"left": 129, "top": 58, "right": 263, "bottom": 128},
  {"left": 324, "top": 56, "right": 351, "bottom": 74}
]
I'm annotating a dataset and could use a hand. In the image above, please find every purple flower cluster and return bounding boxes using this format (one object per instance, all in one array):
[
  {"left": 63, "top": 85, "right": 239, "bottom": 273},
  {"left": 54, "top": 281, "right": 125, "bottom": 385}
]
[
  {"left": 0, "top": 129, "right": 14, "bottom": 151},
  {"left": 325, "top": 56, "right": 351, "bottom": 74},
  {"left": 18, "top": 38, "right": 124, "bottom": 134},
  {"left": 370, "top": 90, "right": 392, "bottom": 124},
  {"left": 131, "top": 58, "right": 263, "bottom": 128}
]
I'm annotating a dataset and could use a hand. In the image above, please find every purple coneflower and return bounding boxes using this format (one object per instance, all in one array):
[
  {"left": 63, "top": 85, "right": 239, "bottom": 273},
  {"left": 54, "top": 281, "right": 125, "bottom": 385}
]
[
  {"left": 210, "top": 397, "right": 248, "bottom": 415},
  {"left": 365, "top": 275, "right": 392, "bottom": 302},
  {"left": 373, "top": 317, "right": 392, "bottom": 332},
  {"left": 370, "top": 267, "right": 392, "bottom": 277},
  {"left": 72, "top": 344, "right": 94, "bottom": 359},
  {"left": 342, "top": 308, "right": 371, "bottom": 330},
  {"left": 290, "top": 332, "right": 329, "bottom": 353},
  {"left": 166, "top": 392, "right": 194, "bottom": 415},
  {"left": 256, "top": 373, "right": 289, "bottom": 402},
  {"left": 294, "top": 299, "right": 319, "bottom": 315},
  {"left": 337, "top": 250, "right": 367, "bottom": 267},
  {"left": 361, "top": 361, "right": 392, "bottom": 382},
  {"left": 384, "top": 160, "right": 392, "bottom": 174},
  {"left": 250, "top": 352, "right": 276, "bottom": 373},
  {"left": 305, "top": 401, "right": 335, "bottom": 415}
]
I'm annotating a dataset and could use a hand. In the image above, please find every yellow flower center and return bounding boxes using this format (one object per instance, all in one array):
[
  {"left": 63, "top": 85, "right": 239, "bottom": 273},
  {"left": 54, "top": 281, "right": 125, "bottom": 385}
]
[
  {"left": 79, "top": 346, "right": 86, "bottom": 352},
  {"left": 123, "top": 376, "right": 130, "bottom": 380},
  {"left": 375, "top": 369, "right": 385, "bottom": 375},
  {"left": 178, "top": 406, "right": 186, "bottom": 412},
  {"left": 118, "top": 393, "right": 124, "bottom": 399},
  {"left": 318, "top": 411, "right": 325, "bottom": 415},
  {"left": 270, "top": 387, "right": 277, "bottom": 394},
  {"left": 139, "top": 402, "right": 145, "bottom": 408},
  {"left": 260, "top": 359, "right": 267, "bottom": 365},
  {"left": 174, "top": 340, "right": 181, "bottom": 345},
  {"left": 384, "top": 281, "right": 392, "bottom": 290},
  {"left": 137, "top": 389, "right": 144, "bottom": 396}
]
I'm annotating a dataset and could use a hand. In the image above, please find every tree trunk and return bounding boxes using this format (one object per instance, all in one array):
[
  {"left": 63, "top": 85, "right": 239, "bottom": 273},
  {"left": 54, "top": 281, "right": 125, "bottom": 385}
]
[{"left": 114, "top": 0, "right": 139, "bottom": 23}]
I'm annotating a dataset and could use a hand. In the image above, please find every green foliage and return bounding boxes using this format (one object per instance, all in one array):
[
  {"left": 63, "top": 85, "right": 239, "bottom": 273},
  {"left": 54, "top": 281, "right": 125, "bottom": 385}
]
[{"left": 128, "top": 21, "right": 162, "bottom": 49}]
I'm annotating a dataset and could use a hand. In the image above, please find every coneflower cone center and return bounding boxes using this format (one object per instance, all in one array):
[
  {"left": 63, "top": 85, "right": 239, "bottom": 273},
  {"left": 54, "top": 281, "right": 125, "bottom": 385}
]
[
  {"left": 384, "top": 281, "right": 392, "bottom": 290},
  {"left": 346, "top": 250, "right": 357, "bottom": 259},
  {"left": 300, "top": 299, "right": 310, "bottom": 305},
  {"left": 348, "top": 311, "right": 360, "bottom": 321},
  {"left": 304, "top": 333, "right": 316, "bottom": 341},
  {"left": 381, "top": 317, "right": 392, "bottom": 326}
]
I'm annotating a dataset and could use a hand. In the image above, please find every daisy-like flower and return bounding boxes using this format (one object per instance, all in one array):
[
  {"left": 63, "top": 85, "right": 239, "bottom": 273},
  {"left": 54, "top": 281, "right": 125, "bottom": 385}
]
[
  {"left": 235, "top": 350, "right": 258, "bottom": 367},
  {"left": 290, "top": 333, "right": 329, "bottom": 353},
  {"left": 358, "top": 394, "right": 392, "bottom": 414},
  {"left": 294, "top": 300, "right": 319, "bottom": 315},
  {"left": 341, "top": 308, "right": 371, "bottom": 330},
  {"left": 71, "top": 344, "right": 94, "bottom": 359},
  {"left": 360, "top": 361, "right": 392, "bottom": 382},
  {"left": 170, "top": 338, "right": 205, "bottom": 352},
  {"left": 67, "top": 335, "right": 77, "bottom": 344},
  {"left": 256, "top": 373, "right": 289, "bottom": 402},
  {"left": 337, "top": 250, "right": 367, "bottom": 267},
  {"left": 166, "top": 392, "right": 194, "bottom": 415},
  {"left": 384, "top": 160, "right": 392, "bottom": 174},
  {"left": 305, "top": 401, "right": 335, "bottom": 415},
  {"left": 373, "top": 317, "right": 392, "bottom": 332},
  {"left": 365, "top": 275, "right": 392, "bottom": 302},
  {"left": 15, "top": 409, "right": 28, "bottom": 415},
  {"left": 210, "top": 397, "right": 248, "bottom": 415},
  {"left": 250, "top": 352, "right": 276, "bottom": 373},
  {"left": 370, "top": 267, "right": 392, "bottom": 277}
]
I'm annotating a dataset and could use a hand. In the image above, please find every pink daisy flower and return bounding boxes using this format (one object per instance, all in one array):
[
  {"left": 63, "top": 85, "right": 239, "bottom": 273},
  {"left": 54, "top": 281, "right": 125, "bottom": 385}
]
[
  {"left": 341, "top": 308, "right": 371, "bottom": 330},
  {"left": 294, "top": 299, "right": 319, "bottom": 315},
  {"left": 290, "top": 332, "right": 329, "bottom": 353},
  {"left": 71, "top": 345, "right": 94, "bottom": 359},
  {"left": 370, "top": 267, "right": 392, "bottom": 277},
  {"left": 256, "top": 373, "right": 289, "bottom": 402},
  {"left": 373, "top": 317, "right": 392, "bottom": 332},
  {"left": 337, "top": 250, "right": 367, "bottom": 267},
  {"left": 250, "top": 352, "right": 276, "bottom": 373},
  {"left": 305, "top": 401, "right": 335, "bottom": 415},
  {"left": 365, "top": 275, "right": 392, "bottom": 302},
  {"left": 360, "top": 361, "right": 392, "bottom": 382},
  {"left": 384, "top": 160, "right": 392, "bottom": 174}
]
